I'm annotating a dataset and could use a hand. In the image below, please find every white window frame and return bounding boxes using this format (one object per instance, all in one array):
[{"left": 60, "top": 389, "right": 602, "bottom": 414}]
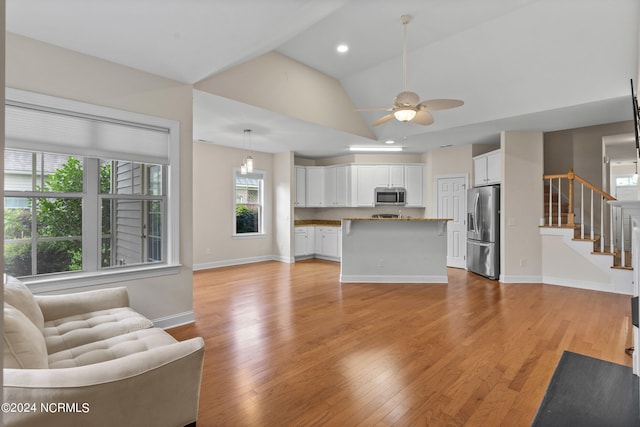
[
  {"left": 232, "top": 168, "right": 267, "bottom": 238},
  {"left": 5, "top": 88, "right": 181, "bottom": 292}
]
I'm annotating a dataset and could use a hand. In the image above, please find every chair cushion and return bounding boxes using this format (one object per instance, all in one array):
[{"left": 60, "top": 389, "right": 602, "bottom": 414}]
[
  {"left": 48, "top": 328, "right": 178, "bottom": 368},
  {"left": 43, "top": 307, "right": 154, "bottom": 354},
  {"left": 3, "top": 303, "right": 48, "bottom": 369},
  {"left": 3, "top": 274, "right": 44, "bottom": 331}
]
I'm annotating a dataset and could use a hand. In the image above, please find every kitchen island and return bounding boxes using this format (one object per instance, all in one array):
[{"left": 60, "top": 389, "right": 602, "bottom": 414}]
[{"left": 340, "top": 218, "right": 451, "bottom": 283}]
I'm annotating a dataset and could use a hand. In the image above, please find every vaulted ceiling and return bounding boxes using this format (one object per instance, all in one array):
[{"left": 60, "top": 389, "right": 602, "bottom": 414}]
[{"left": 7, "top": 0, "right": 639, "bottom": 158}]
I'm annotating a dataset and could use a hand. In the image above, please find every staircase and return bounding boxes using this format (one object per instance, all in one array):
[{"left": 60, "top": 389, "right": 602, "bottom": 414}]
[{"left": 540, "top": 169, "right": 633, "bottom": 294}]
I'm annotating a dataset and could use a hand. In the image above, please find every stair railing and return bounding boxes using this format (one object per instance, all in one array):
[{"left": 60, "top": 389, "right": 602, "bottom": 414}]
[{"left": 543, "top": 169, "right": 631, "bottom": 267}]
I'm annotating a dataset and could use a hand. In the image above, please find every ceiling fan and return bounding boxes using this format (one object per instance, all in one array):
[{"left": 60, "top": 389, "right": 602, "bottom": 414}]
[{"left": 358, "top": 15, "right": 464, "bottom": 127}]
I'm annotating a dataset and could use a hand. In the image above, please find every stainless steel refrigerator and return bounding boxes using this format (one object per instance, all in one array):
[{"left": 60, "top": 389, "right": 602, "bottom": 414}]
[{"left": 466, "top": 185, "right": 500, "bottom": 279}]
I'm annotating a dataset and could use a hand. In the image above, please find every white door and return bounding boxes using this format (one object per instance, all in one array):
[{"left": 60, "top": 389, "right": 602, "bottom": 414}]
[{"left": 437, "top": 176, "right": 467, "bottom": 268}]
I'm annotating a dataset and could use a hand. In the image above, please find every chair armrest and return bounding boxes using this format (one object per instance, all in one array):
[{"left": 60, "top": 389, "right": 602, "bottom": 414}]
[
  {"left": 35, "top": 287, "right": 130, "bottom": 321},
  {"left": 4, "top": 337, "right": 205, "bottom": 427}
]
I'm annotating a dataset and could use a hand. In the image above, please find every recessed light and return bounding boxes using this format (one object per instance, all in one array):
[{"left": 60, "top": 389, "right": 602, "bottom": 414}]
[
  {"left": 336, "top": 44, "right": 349, "bottom": 54},
  {"left": 349, "top": 146, "right": 403, "bottom": 152},
  {"left": 385, "top": 139, "right": 395, "bottom": 144}
]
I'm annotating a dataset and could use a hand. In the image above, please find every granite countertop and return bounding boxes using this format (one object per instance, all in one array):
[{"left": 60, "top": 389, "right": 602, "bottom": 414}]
[
  {"left": 294, "top": 219, "right": 341, "bottom": 227},
  {"left": 341, "top": 218, "right": 452, "bottom": 221}
]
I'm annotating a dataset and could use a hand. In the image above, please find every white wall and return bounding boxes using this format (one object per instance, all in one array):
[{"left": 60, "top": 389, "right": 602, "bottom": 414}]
[
  {"left": 6, "top": 33, "right": 194, "bottom": 326},
  {"left": 501, "top": 131, "right": 544, "bottom": 282}
]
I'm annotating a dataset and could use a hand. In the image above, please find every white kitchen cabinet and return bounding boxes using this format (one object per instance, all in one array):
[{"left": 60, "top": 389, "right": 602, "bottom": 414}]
[
  {"left": 294, "top": 226, "right": 315, "bottom": 257},
  {"left": 306, "top": 167, "right": 326, "bottom": 207},
  {"left": 324, "top": 165, "right": 351, "bottom": 207},
  {"left": 404, "top": 165, "right": 425, "bottom": 207},
  {"left": 354, "top": 165, "right": 376, "bottom": 207},
  {"left": 389, "top": 165, "right": 405, "bottom": 187},
  {"left": 294, "top": 166, "right": 306, "bottom": 207},
  {"left": 315, "top": 226, "right": 339, "bottom": 259},
  {"left": 473, "top": 149, "right": 501, "bottom": 186}
]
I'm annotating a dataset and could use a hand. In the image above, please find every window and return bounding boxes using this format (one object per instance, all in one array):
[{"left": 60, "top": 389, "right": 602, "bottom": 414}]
[
  {"left": 234, "top": 170, "right": 265, "bottom": 236},
  {"left": 4, "top": 88, "right": 180, "bottom": 286},
  {"left": 616, "top": 175, "right": 638, "bottom": 187}
]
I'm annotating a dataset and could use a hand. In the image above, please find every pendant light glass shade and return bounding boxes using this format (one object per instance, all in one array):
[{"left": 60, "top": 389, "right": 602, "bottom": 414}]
[
  {"left": 393, "top": 107, "right": 416, "bottom": 122},
  {"left": 239, "top": 128, "right": 254, "bottom": 174}
]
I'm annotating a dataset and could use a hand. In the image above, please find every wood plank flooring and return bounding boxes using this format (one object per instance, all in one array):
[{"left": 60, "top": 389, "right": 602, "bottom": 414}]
[{"left": 168, "top": 260, "right": 633, "bottom": 426}]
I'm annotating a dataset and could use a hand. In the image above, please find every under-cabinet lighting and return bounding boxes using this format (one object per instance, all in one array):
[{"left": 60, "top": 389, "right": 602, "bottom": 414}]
[{"left": 349, "top": 146, "right": 403, "bottom": 152}]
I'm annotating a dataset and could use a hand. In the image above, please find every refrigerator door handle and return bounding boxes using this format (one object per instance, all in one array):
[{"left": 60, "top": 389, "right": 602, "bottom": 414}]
[
  {"left": 473, "top": 192, "right": 480, "bottom": 234},
  {"left": 469, "top": 240, "right": 492, "bottom": 247}
]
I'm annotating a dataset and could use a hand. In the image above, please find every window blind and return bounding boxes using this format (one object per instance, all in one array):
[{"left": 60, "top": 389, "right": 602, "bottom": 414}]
[{"left": 6, "top": 103, "right": 170, "bottom": 165}]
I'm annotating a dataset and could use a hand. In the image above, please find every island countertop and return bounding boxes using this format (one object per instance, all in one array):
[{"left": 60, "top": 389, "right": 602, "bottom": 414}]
[{"left": 341, "top": 217, "right": 452, "bottom": 221}]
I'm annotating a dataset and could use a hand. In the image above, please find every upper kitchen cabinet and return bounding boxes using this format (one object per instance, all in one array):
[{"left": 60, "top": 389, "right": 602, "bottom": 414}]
[
  {"left": 294, "top": 166, "right": 306, "bottom": 207},
  {"left": 404, "top": 165, "right": 425, "bottom": 207},
  {"left": 352, "top": 164, "right": 424, "bottom": 207},
  {"left": 473, "top": 149, "right": 501, "bottom": 186},
  {"left": 325, "top": 165, "right": 351, "bottom": 207},
  {"left": 306, "top": 166, "right": 326, "bottom": 207}
]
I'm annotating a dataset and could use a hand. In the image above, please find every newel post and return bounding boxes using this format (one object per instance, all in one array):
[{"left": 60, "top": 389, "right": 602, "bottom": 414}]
[{"left": 567, "top": 168, "right": 575, "bottom": 226}]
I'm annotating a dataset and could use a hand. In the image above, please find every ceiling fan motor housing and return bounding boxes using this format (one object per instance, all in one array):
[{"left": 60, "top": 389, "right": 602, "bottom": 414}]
[{"left": 394, "top": 91, "right": 420, "bottom": 107}]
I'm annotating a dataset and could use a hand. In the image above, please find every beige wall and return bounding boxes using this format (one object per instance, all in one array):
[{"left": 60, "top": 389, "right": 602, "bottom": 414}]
[
  {"left": 425, "top": 144, "right": 474, "bottom": 217},
  {"left": 192, "top": 142, "right": 277, "bottom": 268},
  {"left": 6, "top": 33, "right": 194, "bottom": 325},
  {"left": 273, "top": 151, "right": 294, "bottom": 261},
  {"left": 544, "top": 121, "right": 634, "bottom": 186},
  {"left": 195, "top": 51, "right": 374, "bottom": 140},
  {"left": 501, "top": 131, "right": 544, "bottom": 282}
]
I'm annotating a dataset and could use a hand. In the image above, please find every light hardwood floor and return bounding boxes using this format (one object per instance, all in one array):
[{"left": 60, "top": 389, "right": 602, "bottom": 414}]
[{"left": 168, "top": 259, "right": 633, "bottom": 426}]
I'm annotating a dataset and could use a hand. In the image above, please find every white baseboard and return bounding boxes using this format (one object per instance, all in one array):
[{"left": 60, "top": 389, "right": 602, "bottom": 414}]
[
  {"left": 499, "top": 275, "right": 543, "bottom": 283},
  {"left": 542, "top": 275, "right": 632, "bottom": 295},
  {"left": 340, "top": 275, "right": 448, "bottom": 284},
  {"left": 193, "top": 255, "right": 282, "bottom": 271},
  {"left": 153, "top": 311, "right": 195, "bottom": 329}
]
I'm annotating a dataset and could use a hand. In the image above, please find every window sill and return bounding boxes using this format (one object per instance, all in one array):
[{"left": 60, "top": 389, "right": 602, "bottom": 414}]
[
  {"left": 21, "top": 264, "right": 182, "bottom": 294},
  {"left": 232, "top": 233, "right": 268, "bottom": 240}
]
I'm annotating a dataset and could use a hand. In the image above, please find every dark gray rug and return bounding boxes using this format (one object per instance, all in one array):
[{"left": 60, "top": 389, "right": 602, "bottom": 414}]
[{"left": 533, "top": 351, "right": 639, "bottom": 426}]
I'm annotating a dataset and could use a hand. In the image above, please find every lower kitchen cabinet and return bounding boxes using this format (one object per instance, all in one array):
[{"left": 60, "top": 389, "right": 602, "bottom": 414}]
[
  {"left": 294, "top": 226, "right": 315, "bottom": 257},
  {"left": 294, "top": 225, "right": 341, "bottom": 261}
]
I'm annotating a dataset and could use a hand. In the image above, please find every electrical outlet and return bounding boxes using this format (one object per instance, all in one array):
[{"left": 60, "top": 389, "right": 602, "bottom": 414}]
[{"left": 378, "top": 258, "right": 384, "bottom": 267}]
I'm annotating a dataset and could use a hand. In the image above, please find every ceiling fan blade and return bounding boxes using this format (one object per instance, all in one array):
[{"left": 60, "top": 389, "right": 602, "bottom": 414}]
[
  {"left": 418, "top": 99, "right": 464, "bottom": 111},
  {"left": 372, "top": 113, "right": 395, "bottom": 126},
  {"left": 354, "top": 107, "right": 392, "bottom": 112},
  {"left": 412, "top": 110, "right": 434, "bottom": 126}
]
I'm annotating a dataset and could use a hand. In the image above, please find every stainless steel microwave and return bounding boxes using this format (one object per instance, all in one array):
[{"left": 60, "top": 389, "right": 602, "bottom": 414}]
[{"left": 374, "top": 187, "right": 406, "bottom": 206}]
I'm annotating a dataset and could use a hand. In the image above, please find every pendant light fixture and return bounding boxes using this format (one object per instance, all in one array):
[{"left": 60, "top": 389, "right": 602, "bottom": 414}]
[
  {"left": 239, "top": 128, "right": 254, "bottom": 175},
  {"left": 244, "top": 129, "right": 254, "bottom": 173}
]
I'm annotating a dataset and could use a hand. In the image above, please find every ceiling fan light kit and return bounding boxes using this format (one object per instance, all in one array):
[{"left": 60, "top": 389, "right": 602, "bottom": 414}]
[
  {"left": 393, "top": 107, "right": 417, "bottom": 122},
  {"left": 360, "top": 14, "right": 463, "bottom": 127}
]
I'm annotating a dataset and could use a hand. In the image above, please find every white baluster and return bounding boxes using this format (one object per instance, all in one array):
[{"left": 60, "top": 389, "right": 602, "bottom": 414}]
[
  {"left": 580, "top": 183, "right": 584, "bottom": 239},
  {"left": 621, "top": 210, "right": 626, "bottom": 268},
  {"left": 590, "top": 189, "right": 594, "bottom": 240},
  {"left": 610, "top": 204, "right": 614, "bottom": 256},
  {"left": 558, "top": 178, "right": 562, "bottom": 226},
  {"left": 548, "top": 178, "right": 552, "bottom": 225},
  {"left": 600, "top": 197, "right": 604, "bottom": 253}
]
